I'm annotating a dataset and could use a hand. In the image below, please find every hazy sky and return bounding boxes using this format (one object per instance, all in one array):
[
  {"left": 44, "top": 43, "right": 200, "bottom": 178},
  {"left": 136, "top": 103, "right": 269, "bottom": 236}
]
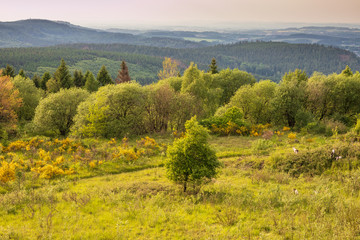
[{"left": 1, "top": 0, "right": 360, "bottom": 28}]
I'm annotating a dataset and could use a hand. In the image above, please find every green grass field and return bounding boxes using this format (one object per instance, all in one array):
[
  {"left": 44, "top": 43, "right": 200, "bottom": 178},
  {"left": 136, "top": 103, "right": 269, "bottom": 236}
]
[{"left": 1, "top": 134, "right": 360, "bottom": 239}]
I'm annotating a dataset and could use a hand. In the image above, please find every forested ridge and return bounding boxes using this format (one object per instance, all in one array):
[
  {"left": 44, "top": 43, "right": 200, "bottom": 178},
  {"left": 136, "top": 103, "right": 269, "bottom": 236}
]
[{"left": 0, "top": 41, "right": 358, "bottom": 84}]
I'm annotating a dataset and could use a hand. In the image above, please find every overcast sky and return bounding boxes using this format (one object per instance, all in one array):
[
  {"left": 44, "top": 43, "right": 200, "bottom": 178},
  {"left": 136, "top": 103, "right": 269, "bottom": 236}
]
[{"left": 1, "top": 0, "right": 360, "bottom": 29}]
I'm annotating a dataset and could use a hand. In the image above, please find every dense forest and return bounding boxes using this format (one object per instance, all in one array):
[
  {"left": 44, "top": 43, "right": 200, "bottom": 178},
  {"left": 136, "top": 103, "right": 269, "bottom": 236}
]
[{"left": 0, "top": 41, "right": 359, "bottom": 84}]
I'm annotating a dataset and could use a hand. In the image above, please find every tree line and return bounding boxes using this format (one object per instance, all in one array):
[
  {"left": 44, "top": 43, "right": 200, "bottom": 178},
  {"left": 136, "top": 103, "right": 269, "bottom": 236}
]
[
  {"left": 0, "top": 41, "right": 359, "bottom": 84},
  {"left": 0, "top": 57, "right": 359, "bottom": 141}
]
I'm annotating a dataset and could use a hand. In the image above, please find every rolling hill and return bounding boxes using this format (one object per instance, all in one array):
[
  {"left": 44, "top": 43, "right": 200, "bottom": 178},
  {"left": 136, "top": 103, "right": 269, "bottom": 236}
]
[{"left": 0, "top": 19, "right": 207, "bottom": 48}]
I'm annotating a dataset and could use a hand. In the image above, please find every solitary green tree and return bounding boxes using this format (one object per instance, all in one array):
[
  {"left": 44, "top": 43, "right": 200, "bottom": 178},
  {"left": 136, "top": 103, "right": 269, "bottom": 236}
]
[
  {"left": 97, "top": 65, "right": 113, "bottom": 86},
  {"left": 208, "top": 57, "right": 219, "bottom": 74},
  {"left": 54, "top": 59, "right": 73, "bottom": 89},
  {"left": 115, "top": 61, "right": 131, "bottom": 84},
  {"left": 166, "top": 116, "right": 221, "bottom": 192}
]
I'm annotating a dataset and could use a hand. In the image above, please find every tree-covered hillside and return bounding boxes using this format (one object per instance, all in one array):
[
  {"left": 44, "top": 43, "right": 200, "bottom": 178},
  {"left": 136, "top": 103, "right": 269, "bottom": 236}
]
[{"left": 0, "top": 41, "right": 359, "bottom": 83}]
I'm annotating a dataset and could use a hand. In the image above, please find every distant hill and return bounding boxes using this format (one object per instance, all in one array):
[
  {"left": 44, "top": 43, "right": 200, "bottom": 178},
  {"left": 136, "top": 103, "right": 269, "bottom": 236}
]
[
  {"left": 0, "top": 19, "right": 208, "bottom": 48},
  {"left": 0, "top": 41, "right": 358, "bottom": 84}
]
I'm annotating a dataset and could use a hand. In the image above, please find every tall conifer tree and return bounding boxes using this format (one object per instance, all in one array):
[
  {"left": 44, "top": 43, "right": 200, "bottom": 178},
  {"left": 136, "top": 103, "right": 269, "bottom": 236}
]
[
  {"left": 115, "top": 61, "right": 131, "bottom": 84},
  {"left": 97, "top": 65, "right": 113, "bottom": 86},
  {"left": 54, "top": 59, "right": 73, "bottom": 89}
]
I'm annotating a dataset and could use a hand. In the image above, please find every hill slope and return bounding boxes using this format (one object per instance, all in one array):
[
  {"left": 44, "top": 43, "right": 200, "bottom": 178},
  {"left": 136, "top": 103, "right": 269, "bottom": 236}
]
[
  {"left": 0, "top": 19, "right": 207, "bottom": 48},
  {"left": 1, "top": 41, "right": 358, "bottom": 83}
]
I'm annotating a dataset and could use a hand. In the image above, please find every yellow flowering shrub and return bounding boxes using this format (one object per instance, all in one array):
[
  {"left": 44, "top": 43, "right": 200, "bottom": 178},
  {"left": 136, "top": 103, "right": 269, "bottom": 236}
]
[
  {"left": 0, "top": 161, "right": 16, "bottom": 183},
  {"left": 288, "top": 132, "right": 297, "bottom": 140},
  {"left": 283, "top": 126, "right": 291, "bottom": 132},
  {"left": 31, "top": 164, "right": 65, "bottom": 179}
]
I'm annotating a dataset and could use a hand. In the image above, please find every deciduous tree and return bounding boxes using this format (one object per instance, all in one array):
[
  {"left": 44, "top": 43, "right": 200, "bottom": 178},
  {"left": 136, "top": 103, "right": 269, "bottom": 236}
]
[
  {"left": 158, "top": 57, "right": 180, "bottom": 80},
  {"left": 33, "top": 88, "right": 89, "bottom": 136},
  {"left": 166, "top": 116, "right": 220, "bottom": 192},
  {"left": 0, "top": 74, "right": 22, "bottom": 127}
]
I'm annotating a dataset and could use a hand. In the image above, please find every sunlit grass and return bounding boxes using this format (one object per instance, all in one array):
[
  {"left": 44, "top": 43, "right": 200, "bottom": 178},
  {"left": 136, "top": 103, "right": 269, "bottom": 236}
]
[{"left": 1, "top": 133, "right": 360, "bottom": 239}]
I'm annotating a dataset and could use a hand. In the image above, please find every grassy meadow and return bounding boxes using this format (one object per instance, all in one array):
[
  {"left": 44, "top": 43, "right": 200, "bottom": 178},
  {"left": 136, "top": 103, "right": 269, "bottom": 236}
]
[{"left": 1, "top": 131, "right": 360, "bottom": 240}]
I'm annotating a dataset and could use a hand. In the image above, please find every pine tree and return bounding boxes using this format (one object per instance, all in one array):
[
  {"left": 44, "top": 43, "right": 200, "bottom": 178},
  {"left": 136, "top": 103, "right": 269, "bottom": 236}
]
[
  {"left": 84, "top": 71, "right": 99, "bottom": 92},
  {"left": 97, "top": 65, "right": 113, "bottom": 86},
  {"left": 208, "top": 57, "right": 219, "bottom": 74},
  {"left": 18, "top": 69, "right": 26, "bottom": 78},
  {"left": 115, "top": 61, "right": 131, "bottom": 84},
  {"left": 54, "top": 59, "right": 73, "bottom": 89},
  {"left": 32, "top": 74, "right": 41, "bottom": 88},
  {"left": 1, "top": 64, "right": 15, "bottom": 78},
  {"left": 73, "top": 70, "right": 85, "bottom": 88},
  {"left": 41, "top": 72, "right": 51, "bottom": 90}
]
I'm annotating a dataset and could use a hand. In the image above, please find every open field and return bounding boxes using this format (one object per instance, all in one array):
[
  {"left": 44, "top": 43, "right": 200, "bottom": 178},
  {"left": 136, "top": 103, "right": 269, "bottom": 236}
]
[{"left": 1, "top": 133, "right": 360, "bottom": 239}]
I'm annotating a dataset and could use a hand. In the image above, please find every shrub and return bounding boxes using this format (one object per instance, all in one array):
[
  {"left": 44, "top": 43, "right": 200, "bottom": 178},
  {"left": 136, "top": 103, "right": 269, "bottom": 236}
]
[
  {"left": 269, "top": 143, "right": 360, "bottom": 176},
  {"left": 166, "top": 116, "right": 221, "bottom": 192}
]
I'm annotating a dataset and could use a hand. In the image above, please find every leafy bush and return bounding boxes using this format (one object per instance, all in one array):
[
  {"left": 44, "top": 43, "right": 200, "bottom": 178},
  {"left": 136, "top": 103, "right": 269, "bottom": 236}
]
[
  {"left": 269, "top": 143, "right": 360, "bottom": 176},
  {"left": 33, "top": 88, "right": 89, "bottom": 136}
]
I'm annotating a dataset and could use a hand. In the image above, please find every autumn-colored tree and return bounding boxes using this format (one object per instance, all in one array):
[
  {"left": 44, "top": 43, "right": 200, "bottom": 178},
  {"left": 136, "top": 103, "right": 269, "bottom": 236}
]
[
  {"left": 115, "top": 61, "right": 131, "bottom": 84},
  {"left": 0, "top": 73, "right": 22, "bottom": 127},
  {"left": 158, "top": 57, "right": 180, "bottom": 80}
]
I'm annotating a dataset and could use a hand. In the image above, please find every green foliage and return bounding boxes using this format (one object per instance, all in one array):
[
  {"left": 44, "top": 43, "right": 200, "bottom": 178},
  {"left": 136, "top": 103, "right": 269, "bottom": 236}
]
[
  {"left": 72, "top": 69, "right": 85, "bottom": 87},
  {"left": 201, "top": 107, "right": 248, "bottom": 136},
  {"left": 97, "top": 65, "right": 113, "bottom": 86},
  {"left": 341, "top": 65, "right": 353, "bottom": 77},
  {"left": 54, "top": 59, "right": 73, "bottom": 90},
  {"left": 212, "top": 68, "right": 256, "bottom": 105},
  {"left": 40, "top": 72, "right": 51, "bottom": 90},
  {"left": 33, "top": 88, "right": 89, "bottom": 136},
  {"left": 181, "top": 63, "right": 222, "bottom": 118},
  {"left": 31, "top": 74, "right": 41, "bottom": 88},
  {"left": 230, "top": 80, "right": 276, "bottom": 123},
  {"left": 272, "top": 69, "right": 307, "bottom": 127},
  {"left": 208, "top": 57, "right": 219, "bottom": 74},
  {"left": 166, "top": 116, "right": 220, "bottom": 192},
  {"left": 270, "top": 142, "right": 360, "bottom": 176},
  {"left": 12, "top": 75, "right": 42, "bottom": 121},
  {"left": 46, "top": 78, "right": 60, "bottom": 93},
  {"left": 72, "top": 83, "right": 146, "bottom": 138},
  {"left": 84, "top": 71, "right": 99, "bottom": 92},
  {"left": 1, "top": 64, "right": 15, "bottom": 77}
]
